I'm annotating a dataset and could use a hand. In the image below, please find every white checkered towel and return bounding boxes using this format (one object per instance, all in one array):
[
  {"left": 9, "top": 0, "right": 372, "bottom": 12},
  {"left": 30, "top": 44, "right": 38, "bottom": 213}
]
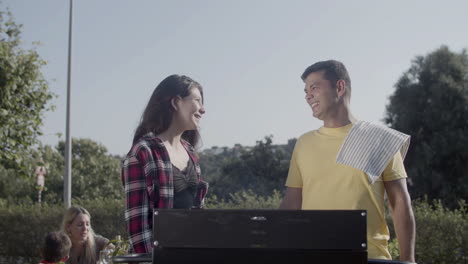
[{"left": 336, "top": 121, "right": 410, "bottom": 184}]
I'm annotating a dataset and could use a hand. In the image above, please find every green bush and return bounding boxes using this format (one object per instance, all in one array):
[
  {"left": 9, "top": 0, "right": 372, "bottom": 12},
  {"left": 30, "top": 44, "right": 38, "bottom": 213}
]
[
  {"left": 387, "top": 199, "right": 467, "bottom": 264},
  {"left": 0, "top": 165, "right": 38, "bottom": 205},
  {"left": 0, "top": 203, "right": 65, "bottom": 264}
]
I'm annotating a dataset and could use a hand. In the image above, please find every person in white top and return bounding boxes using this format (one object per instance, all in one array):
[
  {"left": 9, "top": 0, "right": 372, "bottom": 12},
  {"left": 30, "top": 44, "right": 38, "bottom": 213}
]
[{"left": 35, "top": 161, "right": 47, "bottom": 203}]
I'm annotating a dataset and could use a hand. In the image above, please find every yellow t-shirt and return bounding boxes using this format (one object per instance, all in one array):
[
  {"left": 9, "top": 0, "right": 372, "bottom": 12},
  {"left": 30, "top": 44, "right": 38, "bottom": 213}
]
[{"left": 285, "top": 124, "right": 407, "bottom": 259}]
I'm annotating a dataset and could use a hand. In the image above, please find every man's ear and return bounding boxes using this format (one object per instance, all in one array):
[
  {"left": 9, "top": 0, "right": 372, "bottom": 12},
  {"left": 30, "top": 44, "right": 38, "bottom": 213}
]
[
  {"left": 171, "top": 96, "right": 180, "bottom": 111},
  {"left": 336, "top": 80, "right": 346, "bottom": 98}
]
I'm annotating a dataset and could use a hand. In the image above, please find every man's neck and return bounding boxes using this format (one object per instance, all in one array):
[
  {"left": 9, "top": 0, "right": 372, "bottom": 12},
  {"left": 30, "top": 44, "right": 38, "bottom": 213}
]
[{"left": 322, "top": 106, "right": 356, "bottom": 128}]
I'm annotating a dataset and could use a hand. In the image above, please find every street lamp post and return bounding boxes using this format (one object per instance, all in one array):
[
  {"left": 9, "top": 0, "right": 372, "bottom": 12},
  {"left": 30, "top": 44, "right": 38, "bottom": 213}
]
[{"left": 64, "top": 0, "right": 73, "bottom": 208}]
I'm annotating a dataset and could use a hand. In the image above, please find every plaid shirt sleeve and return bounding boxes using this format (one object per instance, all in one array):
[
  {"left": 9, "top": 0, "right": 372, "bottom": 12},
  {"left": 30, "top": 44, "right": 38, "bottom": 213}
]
[{"left": 121, "top": 148, "right": 153, "bottom": 253}]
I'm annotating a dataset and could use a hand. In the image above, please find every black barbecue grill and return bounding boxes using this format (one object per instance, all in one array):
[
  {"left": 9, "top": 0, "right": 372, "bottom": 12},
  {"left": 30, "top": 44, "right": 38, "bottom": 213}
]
[{"left": 113, "top": 209, "right": 416, "bottom": 264}]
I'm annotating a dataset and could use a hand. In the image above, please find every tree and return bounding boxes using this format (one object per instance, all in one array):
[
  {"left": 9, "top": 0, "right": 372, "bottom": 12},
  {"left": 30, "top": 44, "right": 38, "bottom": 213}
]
[
  {"left": 0, "top": 144, "right": 62, "bottom": 204},
  {"left": 0, "top": 8, "right": 54, "bottom": 172},
  {"left": 207, "top": 136, "right": 291, "bottom": 200},
  {"left": 384, "top": 46, "right": 468, "bottom": 208},
  {"left": 56, "top": 138, "right": 123, "bottom": 200},
  {"left": 0, "top": 138, "right": 123, "bottom": 204}
]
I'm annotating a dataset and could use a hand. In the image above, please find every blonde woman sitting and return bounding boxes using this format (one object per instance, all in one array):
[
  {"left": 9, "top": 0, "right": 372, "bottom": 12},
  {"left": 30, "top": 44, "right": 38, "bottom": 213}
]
[{"left": 61, "top": 206, "right": 113, "bottom": 264}]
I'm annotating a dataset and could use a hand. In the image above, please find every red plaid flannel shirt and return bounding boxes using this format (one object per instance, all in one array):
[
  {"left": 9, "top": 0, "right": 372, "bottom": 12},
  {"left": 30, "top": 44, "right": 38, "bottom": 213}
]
[{"left": 121, "top": 132, "right": 208, "bottom": 253}]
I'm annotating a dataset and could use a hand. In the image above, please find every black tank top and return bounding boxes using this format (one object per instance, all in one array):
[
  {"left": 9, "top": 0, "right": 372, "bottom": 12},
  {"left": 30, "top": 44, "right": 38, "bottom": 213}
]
[{"left": 172, "top": 160, "right": 197, "bottom": 209}]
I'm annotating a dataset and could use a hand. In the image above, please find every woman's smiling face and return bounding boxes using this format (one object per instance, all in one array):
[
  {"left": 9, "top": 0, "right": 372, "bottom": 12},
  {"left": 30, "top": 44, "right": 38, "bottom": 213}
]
[{"left": 173, "top": 87, "right": 205, "bottom": 131}]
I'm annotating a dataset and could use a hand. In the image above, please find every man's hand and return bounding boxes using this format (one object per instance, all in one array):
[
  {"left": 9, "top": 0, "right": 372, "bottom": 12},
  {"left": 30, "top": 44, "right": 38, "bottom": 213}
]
[{"left": 279, "top": 187, "right": 302, "bottom": 209}]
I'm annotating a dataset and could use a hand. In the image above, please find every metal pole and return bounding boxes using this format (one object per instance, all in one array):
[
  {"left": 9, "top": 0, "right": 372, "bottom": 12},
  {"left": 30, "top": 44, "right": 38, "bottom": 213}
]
[{"left": 64, "top": 0, "right": 73, "bottom": 209}]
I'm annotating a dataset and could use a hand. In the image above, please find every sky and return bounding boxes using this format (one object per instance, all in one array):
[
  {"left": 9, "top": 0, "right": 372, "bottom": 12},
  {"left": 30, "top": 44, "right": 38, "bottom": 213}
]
[{"left": 3, "top": 0, "right": 468, "bottom": 156}]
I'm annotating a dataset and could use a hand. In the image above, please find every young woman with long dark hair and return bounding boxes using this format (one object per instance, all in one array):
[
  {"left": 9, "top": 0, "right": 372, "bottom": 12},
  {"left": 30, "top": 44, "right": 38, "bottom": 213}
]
[{"left": 121, "top": 74, "right": 208, "bottom": 253}]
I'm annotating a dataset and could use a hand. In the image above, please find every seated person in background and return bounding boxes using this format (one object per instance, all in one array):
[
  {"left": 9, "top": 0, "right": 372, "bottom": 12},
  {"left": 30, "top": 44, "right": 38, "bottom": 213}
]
[
  {"left": 61, "top": 206, "right": 114, "bottom": 264},
  {"left": 40, "top": 231, "right": 71, "bottom": 264}
]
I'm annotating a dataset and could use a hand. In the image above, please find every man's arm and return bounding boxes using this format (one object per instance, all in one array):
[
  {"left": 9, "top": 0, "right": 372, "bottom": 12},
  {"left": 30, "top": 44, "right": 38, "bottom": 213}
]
[
  {"left": 384, "top": 178, "right": 416, "bottom": 262},
  {"left": 279, "top": 187, "right": 302, "bottom": 209}
]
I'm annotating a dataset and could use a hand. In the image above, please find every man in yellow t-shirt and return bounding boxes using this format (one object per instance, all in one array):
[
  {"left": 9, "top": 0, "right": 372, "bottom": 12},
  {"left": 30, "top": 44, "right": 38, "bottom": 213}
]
[{"left": 280, "top": 60, "right": 415, "bottom": 262}]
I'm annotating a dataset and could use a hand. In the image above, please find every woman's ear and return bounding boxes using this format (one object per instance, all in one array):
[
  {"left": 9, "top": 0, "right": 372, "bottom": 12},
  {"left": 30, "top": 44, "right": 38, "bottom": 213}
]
[{"left": 171, "top": 96, "right": 180, "bottom": 111}]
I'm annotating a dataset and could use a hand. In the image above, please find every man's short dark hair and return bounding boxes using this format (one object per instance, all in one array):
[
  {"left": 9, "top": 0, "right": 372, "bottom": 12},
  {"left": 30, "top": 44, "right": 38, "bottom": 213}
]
[
  {"left": 42, "top": 231, "right": 72, "bottom": 262},
  {"left": 301, "top": 60, "right": 352, "bottom": 97}
]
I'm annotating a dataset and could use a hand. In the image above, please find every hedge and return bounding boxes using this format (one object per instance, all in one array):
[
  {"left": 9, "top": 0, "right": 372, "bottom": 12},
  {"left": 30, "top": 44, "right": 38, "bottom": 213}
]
[{"left": 387, "top": 199, "right": 467, "bottom": 264}]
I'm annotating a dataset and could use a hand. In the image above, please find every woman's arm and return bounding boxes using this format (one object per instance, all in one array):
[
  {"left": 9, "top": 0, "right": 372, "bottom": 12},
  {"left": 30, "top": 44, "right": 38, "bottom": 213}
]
[{"left": 122, "top": 155, "right": 153, "bottom": 253}]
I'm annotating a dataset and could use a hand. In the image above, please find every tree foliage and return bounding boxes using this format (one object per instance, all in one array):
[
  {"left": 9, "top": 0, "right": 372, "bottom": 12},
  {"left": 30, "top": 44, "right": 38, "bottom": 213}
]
[
  {"left": 384, "top": 46, "right": 468, "bottom": 208},
  {"left": 0, "top": 8, "right": 54, "bottom": 172},
  {"left": 201, "top": 136, "right": 292, "bottom": 200},
  {"left": 57, "top": 138, "right": 123, "bottom": 200},
  {"left": 0, "top": 138, "right": 123, "bottom": 204}
]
